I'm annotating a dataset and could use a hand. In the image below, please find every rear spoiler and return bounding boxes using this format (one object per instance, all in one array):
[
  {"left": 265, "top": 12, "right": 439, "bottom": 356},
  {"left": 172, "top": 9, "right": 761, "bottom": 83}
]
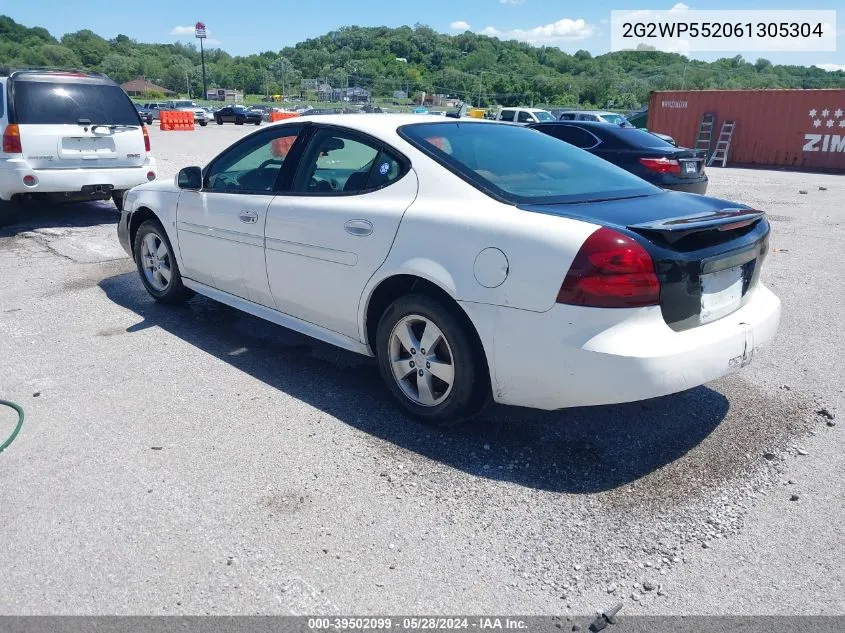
[{"left": 628, "top": 208, "right": 765, "bottom": 243}]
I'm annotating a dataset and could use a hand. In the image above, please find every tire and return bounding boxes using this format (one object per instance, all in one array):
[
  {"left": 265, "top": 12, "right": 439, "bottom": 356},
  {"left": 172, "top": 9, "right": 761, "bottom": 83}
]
[
  {"left": 216, "top": 117, "right": 222, "bottom": 125},
  {"left": 235, "top": 117, "right": 244, "bottom": 126},
  {"left": 112, "top": 190, "right": 126, "bottom": 211},
  {"left": 199, "top": 121, "right": 208, "bottom": 127},
  {"left": 133, "top": 220, "right": 194, "bottom": 304},
  {"left": 0, "top": 198, "right": 24, "bottom": 228},
  {"left": 375, "top": 294, "right": 488, "bottom": 423},
  {"left": 254, "top": 120, "right": 261, "bottom": 126}
]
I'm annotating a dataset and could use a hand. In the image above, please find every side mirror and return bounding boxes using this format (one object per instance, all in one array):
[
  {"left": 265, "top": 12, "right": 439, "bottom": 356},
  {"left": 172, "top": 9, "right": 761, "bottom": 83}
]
[{"left": 177, "top": 166, "right": 202, "bottom": 190}]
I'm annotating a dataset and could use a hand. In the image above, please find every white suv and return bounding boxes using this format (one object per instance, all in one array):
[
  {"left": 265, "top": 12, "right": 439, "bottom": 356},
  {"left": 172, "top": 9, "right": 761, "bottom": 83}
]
[
  {"left": 495, "top": 107, "right": 556, "bottom": 125},
  {"left": 163, "top": 100, "right": 209, "bottom": 126},
  {"left": 0, "top": 68, "right": 157, "bottom": 220}
]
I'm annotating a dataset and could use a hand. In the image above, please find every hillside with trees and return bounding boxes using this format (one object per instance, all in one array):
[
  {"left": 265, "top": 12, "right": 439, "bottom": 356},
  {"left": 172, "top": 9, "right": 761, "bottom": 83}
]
[{"left": 2, "top": 15, "right": 843, "bottom": 108}]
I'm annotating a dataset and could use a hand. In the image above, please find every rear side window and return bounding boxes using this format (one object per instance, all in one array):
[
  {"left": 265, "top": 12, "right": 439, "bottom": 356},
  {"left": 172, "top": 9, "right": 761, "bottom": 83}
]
[
  {"left": 499, "top": 109, "right": 515, "bottom": 122},
  {"left": 543, "top": 126, "right": 600, "bottom": 149},
  {"left": 14, "top": 80, "right": 140, "bottom": 125},
  {"left": 559, "top": 113, "right": 576, "bottom": 120},
  {"left": 517, "top": 111, "right": 534, "bottom": 123}
]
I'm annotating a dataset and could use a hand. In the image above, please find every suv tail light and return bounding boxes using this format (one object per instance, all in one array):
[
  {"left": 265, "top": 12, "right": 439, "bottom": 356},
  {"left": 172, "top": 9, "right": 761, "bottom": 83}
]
[
  {"left": 557, "top": 227, "right": 660, "bottom": 308},
  {"left": 142, "top": 125, "right": 151, "bottom": 152},
  {"left": 639, "top": 157, "right": 680, "bottom": 174},
  {"left": 2, "top": 124, "right": 22, "bottom": 154}
]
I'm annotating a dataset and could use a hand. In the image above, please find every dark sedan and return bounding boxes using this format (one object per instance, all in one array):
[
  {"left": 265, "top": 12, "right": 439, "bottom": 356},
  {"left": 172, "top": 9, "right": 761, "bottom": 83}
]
[
  {"left": 214, "top": 105, "right": 262, "bottom": 126},
  {"left": 529, "top": 121, "right": 708, "bottom": 194},
  {"left": 134, "top": 103, "right": 153, "bottom": 125}
]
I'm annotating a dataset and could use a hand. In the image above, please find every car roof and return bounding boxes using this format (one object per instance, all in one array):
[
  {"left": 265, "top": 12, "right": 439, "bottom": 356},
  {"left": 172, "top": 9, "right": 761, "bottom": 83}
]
[{"left": 273, "top": 113, "right": 499, "bottom": 136}]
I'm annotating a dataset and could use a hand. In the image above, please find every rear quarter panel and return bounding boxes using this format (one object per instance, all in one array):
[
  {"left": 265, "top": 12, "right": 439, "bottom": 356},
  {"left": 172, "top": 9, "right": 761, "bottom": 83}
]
[{"left": 361, "top": 143, "right": 599, "bottom": 322}]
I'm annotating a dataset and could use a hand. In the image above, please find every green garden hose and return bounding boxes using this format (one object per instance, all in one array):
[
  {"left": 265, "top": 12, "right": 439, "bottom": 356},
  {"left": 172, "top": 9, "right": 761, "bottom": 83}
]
[{"left": 0, "top": 400, "right": 24, "bottom": 453}]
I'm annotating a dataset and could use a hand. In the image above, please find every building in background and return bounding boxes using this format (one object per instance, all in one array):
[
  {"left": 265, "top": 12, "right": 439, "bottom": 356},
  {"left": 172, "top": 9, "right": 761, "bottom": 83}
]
[
  {"left": 206, "top": 88, "right": 243, "bottom": 102},
  {"left": 120, "top": 76, "right": 175, "bottom": 97}
]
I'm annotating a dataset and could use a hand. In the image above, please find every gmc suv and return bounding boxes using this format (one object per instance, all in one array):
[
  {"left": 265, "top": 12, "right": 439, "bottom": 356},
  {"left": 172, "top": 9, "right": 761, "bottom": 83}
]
[{"left": 0, "top": 68, "right": 156, "bottom": 223}]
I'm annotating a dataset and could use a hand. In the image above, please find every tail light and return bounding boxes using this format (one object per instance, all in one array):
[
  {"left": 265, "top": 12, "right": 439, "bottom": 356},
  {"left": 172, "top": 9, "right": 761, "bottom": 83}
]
[
  {"left": 142, "top": 125, "right": 151, "bottom": 152},
  {"left": 557, "top": 227, "right": 660, "bottom": 308},
  {"left": 639, "top": 157, "right": 680, "bottom": 174},
  {"left": 2, "top": 124, "right": 22, "bottom": 154}
]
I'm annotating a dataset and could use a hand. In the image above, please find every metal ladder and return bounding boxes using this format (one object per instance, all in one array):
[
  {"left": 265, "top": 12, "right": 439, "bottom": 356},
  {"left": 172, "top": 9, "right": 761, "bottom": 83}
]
[
  {"left": 707, "top": 120, "right": 736, "bottom": 167},
  {"left": 694, "top": 112, "right": 716, "bottom": 158}
]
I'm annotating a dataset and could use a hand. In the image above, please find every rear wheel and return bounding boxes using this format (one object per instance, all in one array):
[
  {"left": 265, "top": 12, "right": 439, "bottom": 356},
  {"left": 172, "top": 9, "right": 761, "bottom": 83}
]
[
  {"left": 199, "top": 121, "right": 208, "bottom": 127},
  {"left": 133, "top": 220, "right": 193, "bottom": 304},
  {"left": 112, "top": 190, "right": 127, "bottom": 211},
  {"left": 216, "top": 117, "right": 223, "bottom": 125},
  {"left": 375, "top": 294, "right": 488, "bottom": 423},
  {"left": 0, "top": 198, "right": 24, "bottom": 228},
  {"left": 235, "top": 117, "right": 244, "bottom": 126}
]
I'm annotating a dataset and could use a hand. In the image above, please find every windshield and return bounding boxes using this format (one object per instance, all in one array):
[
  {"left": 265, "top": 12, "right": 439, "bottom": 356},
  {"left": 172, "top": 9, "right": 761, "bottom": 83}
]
[
  {"left": 400, "top": 122, "right": 659, "bottom": 204},
  {"left": 14, "top": 80, "right": 139, "bottom": 125},
  {"left": 602, "top": 113, "right": 629, "bottom": 125},
  {"left": 171, "top": 100, "right": 197, "bottom": 108},
  {"left": 534, "top": 111, "right": 556, "bottom": 122}
]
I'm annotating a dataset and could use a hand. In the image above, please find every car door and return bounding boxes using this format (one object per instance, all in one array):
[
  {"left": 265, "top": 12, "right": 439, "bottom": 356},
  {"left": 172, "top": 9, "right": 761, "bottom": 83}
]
[
  {"left": 175, "top": 124, "right": 304, "bottom": 306},
  {"left": 264, "top": 126, "right": 418, "bottom": 339}
]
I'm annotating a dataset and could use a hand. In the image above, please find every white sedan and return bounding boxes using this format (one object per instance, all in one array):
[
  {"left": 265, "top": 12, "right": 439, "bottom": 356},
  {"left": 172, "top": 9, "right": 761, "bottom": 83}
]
[{"left": 117, "top": 114, "right": 780, "bottom": 422}]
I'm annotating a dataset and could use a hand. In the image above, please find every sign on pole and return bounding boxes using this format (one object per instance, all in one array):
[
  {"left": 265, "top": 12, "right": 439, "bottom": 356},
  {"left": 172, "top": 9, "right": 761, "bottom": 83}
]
[{"left": 195, "top": 22, "right": 207, "bottom": 39}]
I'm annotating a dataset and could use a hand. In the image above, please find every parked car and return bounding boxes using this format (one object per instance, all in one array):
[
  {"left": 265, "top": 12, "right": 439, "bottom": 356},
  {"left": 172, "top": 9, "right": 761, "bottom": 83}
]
[
  {"left": 214, "top": 105, "right": 262, "bottom": 125},
  {"left": 163, "top": 100, "right": 209, "bottom": 126},
  {"left": 117, "top": 115, "right": 779, "bottom": 421},
  {"left": 0, "top": 67, "right": 156, "bottom": 222},
  {"left": 557, "top": 110, "right": 676, "bottom": 145},
  {"left": 496, "top": 107, "right": 556, "bottom": 124},
  {"left": 529, "top": 121, "right": 708, "bottom": 194},
  {"left": 141, "top": 102, "right": 167, "bottom": 120},
  {"left": 135, "top": 103, "right": 153, "bottom": 125}
]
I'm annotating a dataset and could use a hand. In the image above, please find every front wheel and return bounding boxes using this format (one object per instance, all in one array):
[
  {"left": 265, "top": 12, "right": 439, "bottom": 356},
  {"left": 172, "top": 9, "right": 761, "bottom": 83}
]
[
  {"left": 216, "top": 117, "right": 223, "bottom": 125},
  {"left": 254, "top": 120, "right": 261, "bottom": 126},
  {"left": 235, "top": 117, "right": 244, "bottom": 125},
  {"left": 199, "top": 121, "right": 208, "bottom": 127},
  {"left": 133, "top": 220, "right": 194, "bottom": 304},
  {"left": 375, "top": 294, "right": 488, "bottom": 423}
]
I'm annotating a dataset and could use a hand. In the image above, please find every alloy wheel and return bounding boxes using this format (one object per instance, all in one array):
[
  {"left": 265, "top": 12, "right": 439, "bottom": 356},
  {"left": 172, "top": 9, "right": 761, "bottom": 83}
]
[{"left": 389, "top": 314, "right": 455, "bottom": 407}]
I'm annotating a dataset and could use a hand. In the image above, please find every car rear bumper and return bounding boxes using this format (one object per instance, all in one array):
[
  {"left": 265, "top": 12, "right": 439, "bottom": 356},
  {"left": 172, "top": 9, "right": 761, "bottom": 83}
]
[
  {"left": 661, "top": 176, "right": 708, "bottom": 194},
  {"left": 0, "top": 158, "right": 157, "bottom": 200},
  {"left": 461, "top": 283, "right": 780, "bottom": 410}
]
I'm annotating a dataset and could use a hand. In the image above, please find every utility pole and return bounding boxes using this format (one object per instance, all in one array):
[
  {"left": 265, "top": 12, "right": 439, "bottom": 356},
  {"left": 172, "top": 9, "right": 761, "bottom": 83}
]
[
  {"left": 477, "top": 71, "right": 484, "bottom": 108},
  {"left": 185, "top": 69, "right": 191, "bottom": 98}
]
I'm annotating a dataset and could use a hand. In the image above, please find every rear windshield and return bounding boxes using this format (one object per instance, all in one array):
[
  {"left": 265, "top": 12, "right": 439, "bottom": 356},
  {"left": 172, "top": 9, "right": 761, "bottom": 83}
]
[
  {"left": 607, "top": 127, "right": 677, "bottom": 149},
  {"left": 14, "top": 80, "right": 140, "bottom": 125},
  {"left": 399, "top": 122, "right": 659, "bottom": 204}
]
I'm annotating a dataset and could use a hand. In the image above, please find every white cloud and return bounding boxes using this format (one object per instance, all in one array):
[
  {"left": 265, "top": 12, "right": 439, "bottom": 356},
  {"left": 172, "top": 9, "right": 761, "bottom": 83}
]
[
  {"left": 670, "top": 2, "right": 690, "bottom": 11},
  {"left": 815, "top": 63, "right": 845, "bottom": 72},
  {"left": 500, "top": 0, "right": 526, "bottom": 5},
  {"left": 450, "top": 21, "right": 471, "bottom": 30},
  {"left": 481, "top": 18, "right": 594, "bottom": 44}
]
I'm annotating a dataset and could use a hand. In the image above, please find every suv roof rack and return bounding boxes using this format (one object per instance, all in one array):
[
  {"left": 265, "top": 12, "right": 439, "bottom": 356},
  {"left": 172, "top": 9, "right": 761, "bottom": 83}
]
[{"left": 0, "top": 66, "right": 106, "bottom": 78}]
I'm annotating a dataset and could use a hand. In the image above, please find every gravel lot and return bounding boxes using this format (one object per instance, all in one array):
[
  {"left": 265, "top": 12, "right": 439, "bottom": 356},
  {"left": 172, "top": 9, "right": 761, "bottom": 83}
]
[{"left": 0, "top": 123, "right": 842, "bottom": 616}]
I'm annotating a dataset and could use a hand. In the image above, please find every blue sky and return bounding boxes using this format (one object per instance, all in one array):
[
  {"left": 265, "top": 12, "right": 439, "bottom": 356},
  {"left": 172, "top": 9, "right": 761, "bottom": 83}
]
[{"left": 6, "top": 0, "right": 844, "bottom": 70}]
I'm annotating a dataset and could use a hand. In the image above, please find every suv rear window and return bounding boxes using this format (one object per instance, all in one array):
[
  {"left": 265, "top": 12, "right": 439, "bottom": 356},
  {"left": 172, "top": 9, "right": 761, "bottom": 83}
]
[
  {"left": 399, "top": 121, "right": 659, "bottom": 205},
  {"left": 14, "top": 79, "right": 139, "bottom": 125}
]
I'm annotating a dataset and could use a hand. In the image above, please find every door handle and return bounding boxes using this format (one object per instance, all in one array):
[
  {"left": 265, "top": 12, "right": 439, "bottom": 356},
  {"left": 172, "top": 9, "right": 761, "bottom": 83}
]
[
  {"left": 344, "top": 219, "right": 373, "bottom": 236},
  {"left": 239, "top": 210, "right": 258, "bottom": 224}
]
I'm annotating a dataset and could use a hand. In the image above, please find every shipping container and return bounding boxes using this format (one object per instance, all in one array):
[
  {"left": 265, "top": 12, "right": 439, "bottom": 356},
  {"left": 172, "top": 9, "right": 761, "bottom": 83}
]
[{"left": 647, "top": 89, "right": 845, "bottom": 171}]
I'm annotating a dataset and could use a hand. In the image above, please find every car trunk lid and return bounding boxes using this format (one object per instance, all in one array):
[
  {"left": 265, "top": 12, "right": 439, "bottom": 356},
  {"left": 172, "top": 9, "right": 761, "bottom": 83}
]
[{"left": 519, "top": 191, "right": 770, "bottom": 330}]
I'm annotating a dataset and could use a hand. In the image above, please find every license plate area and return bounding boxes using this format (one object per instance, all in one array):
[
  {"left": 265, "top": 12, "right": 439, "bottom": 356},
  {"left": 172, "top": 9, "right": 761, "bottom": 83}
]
[
  {"left": 700, "top": 265, "right": 743, "bottom": 324},
  {"left": 681, "top": 159, "right": 700, "bottom": 175},
  {"left": 60, "top": 137, "right": 116, "bottom": 157}
]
